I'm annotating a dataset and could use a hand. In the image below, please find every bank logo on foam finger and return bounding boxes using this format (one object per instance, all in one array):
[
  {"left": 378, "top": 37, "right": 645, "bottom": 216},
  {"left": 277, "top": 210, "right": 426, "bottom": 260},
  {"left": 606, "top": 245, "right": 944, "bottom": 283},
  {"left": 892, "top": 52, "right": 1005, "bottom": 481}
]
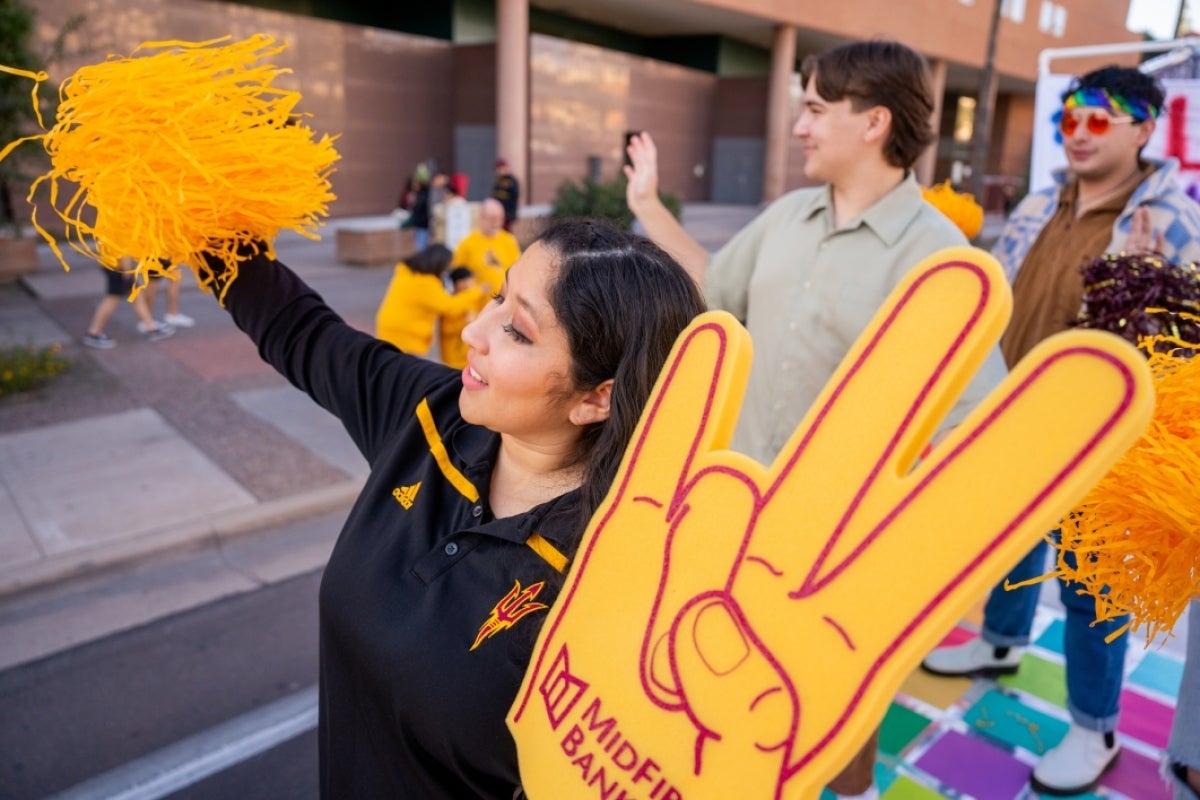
[
  {"left": 539, "top": 645, "right": 588, "bottom": 729},
  {"left": 541, "top": 644, "right": 683, "bottom": 800}
]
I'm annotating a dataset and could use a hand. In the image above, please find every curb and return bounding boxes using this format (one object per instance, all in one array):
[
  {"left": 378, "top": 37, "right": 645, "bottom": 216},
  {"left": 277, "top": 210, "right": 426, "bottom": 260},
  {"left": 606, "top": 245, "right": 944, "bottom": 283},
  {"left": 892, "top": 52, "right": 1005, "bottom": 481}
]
[{"left": 0, "top": 480, "right": 362, "bottom": 602}]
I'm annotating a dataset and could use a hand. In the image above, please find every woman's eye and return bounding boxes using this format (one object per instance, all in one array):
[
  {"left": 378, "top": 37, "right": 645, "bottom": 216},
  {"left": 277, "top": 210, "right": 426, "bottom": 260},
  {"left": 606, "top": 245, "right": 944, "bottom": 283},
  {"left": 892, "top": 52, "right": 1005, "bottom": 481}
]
[{"left": 502, "top": 322, "right": 531, "bottom": 344}]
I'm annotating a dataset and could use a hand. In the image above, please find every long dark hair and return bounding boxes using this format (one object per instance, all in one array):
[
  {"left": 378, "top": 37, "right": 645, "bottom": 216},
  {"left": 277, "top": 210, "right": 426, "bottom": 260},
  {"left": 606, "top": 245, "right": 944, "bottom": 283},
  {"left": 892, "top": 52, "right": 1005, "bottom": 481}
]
[
  {"left": 406, "top": 243, "right": 452, "bottom": 276},
  {"left": 537, "top": 219, "right": 706, "bottom": 533}
]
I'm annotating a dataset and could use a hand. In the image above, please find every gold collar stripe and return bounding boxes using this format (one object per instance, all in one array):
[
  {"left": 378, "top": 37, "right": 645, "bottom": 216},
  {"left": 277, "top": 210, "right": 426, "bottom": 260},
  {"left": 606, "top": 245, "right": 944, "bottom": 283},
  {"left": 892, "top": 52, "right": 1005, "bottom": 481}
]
[
  {"left": 525, "top": 533, "right": 568, "bottom": 574},
  {"left": 416, "top": 398, "right": 479, "bottom": 502}
]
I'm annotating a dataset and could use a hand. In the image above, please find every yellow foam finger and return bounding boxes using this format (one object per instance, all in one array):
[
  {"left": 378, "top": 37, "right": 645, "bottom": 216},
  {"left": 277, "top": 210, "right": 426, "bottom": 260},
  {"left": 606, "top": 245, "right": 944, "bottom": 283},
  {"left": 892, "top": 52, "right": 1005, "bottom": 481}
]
[
  {"left": 669, "top": 594, "right": 792, "bottom": 795},
  {"left": 758, "top": 249, "right": 1009, "bottom": 570},
  {"left": 509, "top": 311, "right": 756, "bottom": 800},
  {"left": 750, "top": 332, "right": 1152, "bottom": 789},
  {"left": 612, "top": 314, "right": 752, "bottom": 507},
  {"left": 510, "top": 249, "right": 1153, "bottom": 800},
  {"left": 642, "top": 468, "right": 759, "bottom": 708}
]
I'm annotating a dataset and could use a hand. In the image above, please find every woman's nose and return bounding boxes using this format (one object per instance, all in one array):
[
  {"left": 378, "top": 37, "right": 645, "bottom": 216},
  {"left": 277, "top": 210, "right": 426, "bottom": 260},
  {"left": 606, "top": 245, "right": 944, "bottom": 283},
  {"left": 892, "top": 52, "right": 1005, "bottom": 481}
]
[{"left": 461, "top": 302, "right": 493, "bottom": 352}]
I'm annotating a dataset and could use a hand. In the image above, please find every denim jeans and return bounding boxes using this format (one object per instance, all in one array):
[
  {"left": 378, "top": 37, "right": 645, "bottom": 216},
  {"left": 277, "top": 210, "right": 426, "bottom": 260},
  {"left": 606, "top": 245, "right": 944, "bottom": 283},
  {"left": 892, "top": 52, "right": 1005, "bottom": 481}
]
[
  {"left": 413, "top": 227, "right": 430, "bottom": 252},
  {"left": 1167, "top": 602, "right": 1200, "bottom": 800},
  {"left": 980, "top": 532, "right": 1128, "bottom": 732}
]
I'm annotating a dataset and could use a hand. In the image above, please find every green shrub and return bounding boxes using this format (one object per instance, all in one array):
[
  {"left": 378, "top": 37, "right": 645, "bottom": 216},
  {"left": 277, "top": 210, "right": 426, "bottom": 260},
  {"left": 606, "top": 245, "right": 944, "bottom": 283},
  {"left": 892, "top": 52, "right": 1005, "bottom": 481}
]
[
  {"left": 549, "top": 175, "right": 682, "bottom": 229},
  {"left": 0, "top": 1, "right": 86, "bottom": 237},
  {"left": 0, "top": 341, "right": 70, "bottom": 397}
]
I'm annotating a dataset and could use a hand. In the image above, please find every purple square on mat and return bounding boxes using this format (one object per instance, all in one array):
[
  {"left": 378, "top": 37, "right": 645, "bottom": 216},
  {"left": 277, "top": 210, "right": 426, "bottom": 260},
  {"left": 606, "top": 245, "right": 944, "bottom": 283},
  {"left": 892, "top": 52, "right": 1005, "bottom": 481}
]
[
  {"left": 913, "top": 729, "right": 1029, "bottom": 799},
  {"left": 1117, "top": 688, "right": 1174, "bottom": 749},
  {"left": 1100, "top": 743, "right": 1172, "bottom": 800}
]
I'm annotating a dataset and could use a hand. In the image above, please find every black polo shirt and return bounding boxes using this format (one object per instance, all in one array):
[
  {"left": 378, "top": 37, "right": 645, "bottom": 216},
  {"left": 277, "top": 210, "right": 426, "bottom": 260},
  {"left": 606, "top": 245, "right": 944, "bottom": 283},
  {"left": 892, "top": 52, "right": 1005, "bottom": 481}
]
[{"left": 225, "top": 256, "right": 579, "bottom": 798}]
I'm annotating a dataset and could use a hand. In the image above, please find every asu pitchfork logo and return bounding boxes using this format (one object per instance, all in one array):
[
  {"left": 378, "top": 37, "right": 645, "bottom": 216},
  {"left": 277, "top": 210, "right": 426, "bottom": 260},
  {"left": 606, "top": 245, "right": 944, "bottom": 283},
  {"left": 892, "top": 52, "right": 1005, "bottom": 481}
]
[{"left": 471, "top": 580, "right": 548, "bottom": 651}]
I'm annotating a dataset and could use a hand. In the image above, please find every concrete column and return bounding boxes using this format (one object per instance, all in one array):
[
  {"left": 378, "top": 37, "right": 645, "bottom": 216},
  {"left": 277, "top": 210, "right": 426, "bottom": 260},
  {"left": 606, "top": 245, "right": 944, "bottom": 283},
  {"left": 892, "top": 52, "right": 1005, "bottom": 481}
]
[
  {"left": 916, "top": 57, "right": 948, "bottom": 187},
  {"left": 496, "top": 0, "right": 529, "bottom": 209},
  {"left": 762, "top": 24, "right": 796, "bottom": 203}
]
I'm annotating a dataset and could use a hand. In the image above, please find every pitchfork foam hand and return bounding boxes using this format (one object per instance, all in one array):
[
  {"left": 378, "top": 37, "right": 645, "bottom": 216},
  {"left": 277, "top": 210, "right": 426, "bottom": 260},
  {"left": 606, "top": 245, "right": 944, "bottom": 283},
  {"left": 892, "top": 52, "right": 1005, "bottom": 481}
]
[{"left": 508, "top": 246, "right": 1154, "bottom": 800}]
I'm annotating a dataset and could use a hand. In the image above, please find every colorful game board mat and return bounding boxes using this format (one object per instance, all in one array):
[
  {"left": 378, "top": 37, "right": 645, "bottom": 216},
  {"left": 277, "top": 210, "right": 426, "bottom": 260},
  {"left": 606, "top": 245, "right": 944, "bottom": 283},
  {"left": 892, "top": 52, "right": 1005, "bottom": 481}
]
[{"left": 819, "top": 603, "right": 1185, "bottom": 800}]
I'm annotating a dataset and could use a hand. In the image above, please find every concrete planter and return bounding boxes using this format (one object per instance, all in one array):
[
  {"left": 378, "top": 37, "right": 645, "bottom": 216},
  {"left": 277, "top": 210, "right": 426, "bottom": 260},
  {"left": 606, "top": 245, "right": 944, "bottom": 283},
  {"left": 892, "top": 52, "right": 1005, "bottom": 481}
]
[
  {"left": 335, "top": 226, "right": 415, "bottom": 266},
  {"left": 0, "top": 237, "right": 38, "bottom": 282}
]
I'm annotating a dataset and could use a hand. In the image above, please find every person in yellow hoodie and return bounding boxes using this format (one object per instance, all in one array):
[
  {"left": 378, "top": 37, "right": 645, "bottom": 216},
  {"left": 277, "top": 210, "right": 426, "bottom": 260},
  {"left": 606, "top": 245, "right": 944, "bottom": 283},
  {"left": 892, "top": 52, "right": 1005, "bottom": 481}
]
[
  {"left": 453, "top": 197, "right": 521, "bottom": 307},
  {"left": 439, "top": 266, "right": 478, "bottom": 370},
  {"left": 375, "top": 244, "right": 485, "bottom": 359}
]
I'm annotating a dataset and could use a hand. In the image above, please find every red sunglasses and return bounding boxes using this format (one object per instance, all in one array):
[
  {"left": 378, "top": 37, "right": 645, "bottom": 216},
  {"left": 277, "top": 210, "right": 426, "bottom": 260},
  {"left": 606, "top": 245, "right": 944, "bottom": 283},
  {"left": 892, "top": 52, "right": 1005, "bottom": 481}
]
[{"left": 1059, "top": 110, "right": 1137, "bottom": 137}]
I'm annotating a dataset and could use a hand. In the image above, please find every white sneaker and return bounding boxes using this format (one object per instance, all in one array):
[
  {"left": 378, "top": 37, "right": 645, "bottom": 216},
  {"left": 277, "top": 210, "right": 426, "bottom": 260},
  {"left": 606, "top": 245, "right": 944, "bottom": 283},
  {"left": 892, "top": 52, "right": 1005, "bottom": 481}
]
[
  {"left": 1031, "top": 724, "right": 1120, "bottom": 795},
  {"left": 82, "top": 332, "right": 117, "bottom": 349},
  {"left": 143, "top": 323, "right": 175, "bottom": 342},
  {"left": 921, "top": 637, "right": 1023, "bottom": 677},
  {"left": 136, "top": 319, "right": 162, "bottom": 334},
  {"left": 164, "top": 312, "right": 195, "bottom": 328}
]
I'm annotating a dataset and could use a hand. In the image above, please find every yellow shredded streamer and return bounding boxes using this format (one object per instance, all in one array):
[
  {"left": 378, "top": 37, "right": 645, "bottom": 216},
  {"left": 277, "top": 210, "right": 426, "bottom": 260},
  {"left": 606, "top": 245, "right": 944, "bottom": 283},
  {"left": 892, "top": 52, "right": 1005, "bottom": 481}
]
[
  {"left": 1031, "top": 328, "right": 1200, "bottom": 646},
  {"left": 0, "top": 35, "right": 340, "bottom": 301},
  {"left": 921, "top": 180, "right": 985, "bottom": 240}
]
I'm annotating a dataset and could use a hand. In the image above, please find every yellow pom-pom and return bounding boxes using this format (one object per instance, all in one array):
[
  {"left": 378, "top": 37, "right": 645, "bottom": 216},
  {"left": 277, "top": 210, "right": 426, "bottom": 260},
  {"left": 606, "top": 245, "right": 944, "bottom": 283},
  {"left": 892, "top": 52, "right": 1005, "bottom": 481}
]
[
  {"left": 1, "top": 35, "right": 340, "bottom": 301},
  {"left": 922, "top": 181, "right": 985, "bottom": 240},
  {"left": 1049, "top": 331, "right": 1200, "bottom": 644}
]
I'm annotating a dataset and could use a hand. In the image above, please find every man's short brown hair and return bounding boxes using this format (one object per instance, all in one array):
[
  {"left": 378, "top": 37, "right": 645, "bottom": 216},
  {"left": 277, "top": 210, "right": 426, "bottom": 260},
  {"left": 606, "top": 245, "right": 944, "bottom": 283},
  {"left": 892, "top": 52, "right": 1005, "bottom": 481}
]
[{"left": 801, "top": 39, "right": 936, "bottom": 170}]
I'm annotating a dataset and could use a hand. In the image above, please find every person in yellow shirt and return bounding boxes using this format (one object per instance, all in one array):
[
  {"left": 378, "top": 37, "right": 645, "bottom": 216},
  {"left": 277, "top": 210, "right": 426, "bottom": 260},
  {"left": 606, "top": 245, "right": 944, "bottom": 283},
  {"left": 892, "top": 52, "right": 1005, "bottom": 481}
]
[
  {"left": 375, "top": 244, "right": 485, "bottom": 358},
  {"left": 439, "top": 266, "right": 477, "bottom": 370},
  {"left": 452, "top": 197, "right": 521, "bottom": 307}
]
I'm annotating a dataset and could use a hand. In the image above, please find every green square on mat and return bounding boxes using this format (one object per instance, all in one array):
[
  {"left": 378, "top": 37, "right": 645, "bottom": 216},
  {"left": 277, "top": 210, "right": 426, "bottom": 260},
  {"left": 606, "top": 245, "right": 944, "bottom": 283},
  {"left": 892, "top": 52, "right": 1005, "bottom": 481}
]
[
  {"left": 963, "top": 688, "right": 1070, "bottom": 755},
  {"left": 997, "top": 653, "right": 1067, "bottom": 708},
  {"left": 880, "top": 702, "right": 933, "bottom": 756},
  {"left": 881, "top": 774, "right": 945, "bottom": 799}
]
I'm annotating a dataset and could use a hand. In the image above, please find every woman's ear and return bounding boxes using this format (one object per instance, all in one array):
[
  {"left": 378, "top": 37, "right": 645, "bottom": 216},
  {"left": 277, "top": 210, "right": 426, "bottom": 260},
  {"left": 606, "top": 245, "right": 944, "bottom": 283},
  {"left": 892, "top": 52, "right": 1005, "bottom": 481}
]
[{"left": 569, "top": 379, "right": 613, "bottom": 426}]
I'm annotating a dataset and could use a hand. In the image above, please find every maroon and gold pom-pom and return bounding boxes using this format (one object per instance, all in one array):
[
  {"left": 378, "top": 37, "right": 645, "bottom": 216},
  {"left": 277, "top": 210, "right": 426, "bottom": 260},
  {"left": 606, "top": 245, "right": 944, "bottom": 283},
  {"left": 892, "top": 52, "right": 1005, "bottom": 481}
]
[{"left": 1072, "top": 252, "right": 1200, "bottom": 351}]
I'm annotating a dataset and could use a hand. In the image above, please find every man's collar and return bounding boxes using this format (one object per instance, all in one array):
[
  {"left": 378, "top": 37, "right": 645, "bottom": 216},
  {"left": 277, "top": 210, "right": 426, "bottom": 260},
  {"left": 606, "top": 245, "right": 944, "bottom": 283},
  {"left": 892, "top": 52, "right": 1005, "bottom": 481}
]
[
  {"left": 795, "top": 184, "right": 831, "bottom": 219},
  {"left": 794, "top": 172, "right": 923, "bottom": 244},
  {"left": 862, "top": 172, "right": 926, "bottom": 245},
  {"left": 1056, "top": 160, "right": 1156, "bottom": 214}
]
